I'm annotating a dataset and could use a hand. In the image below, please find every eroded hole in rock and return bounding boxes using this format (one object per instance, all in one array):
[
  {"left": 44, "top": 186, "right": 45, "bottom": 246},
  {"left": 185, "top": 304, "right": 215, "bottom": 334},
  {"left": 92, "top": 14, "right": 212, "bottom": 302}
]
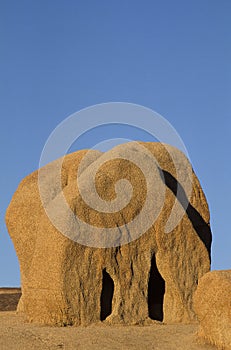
[
  {"left": 148, "top": 253, "right": 165, "bottom": 321},
  {"left": 100, "top": 269, "right": 114, "bottom": 321}
]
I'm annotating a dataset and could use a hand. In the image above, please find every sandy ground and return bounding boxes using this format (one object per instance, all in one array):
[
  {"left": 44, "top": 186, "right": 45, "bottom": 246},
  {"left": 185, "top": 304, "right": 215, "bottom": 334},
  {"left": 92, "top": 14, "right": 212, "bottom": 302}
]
[{"left": 0, "top": 289, "right": 217, "bottom": 350}]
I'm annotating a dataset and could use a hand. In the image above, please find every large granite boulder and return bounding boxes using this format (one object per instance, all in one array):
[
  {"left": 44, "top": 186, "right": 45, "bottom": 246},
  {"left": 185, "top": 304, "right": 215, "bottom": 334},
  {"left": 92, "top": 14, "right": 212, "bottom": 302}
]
[
  {"left": 6, "top": 142, "right": 212, "bottom": 326},
  {"left": 194, "top": 270, "right": 231, "bottom": 349}
]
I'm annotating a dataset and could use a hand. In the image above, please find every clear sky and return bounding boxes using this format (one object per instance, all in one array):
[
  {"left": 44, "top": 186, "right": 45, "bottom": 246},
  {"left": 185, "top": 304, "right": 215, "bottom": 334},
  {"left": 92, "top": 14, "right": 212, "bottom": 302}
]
[{"left": 1, "top": 1, "right": 230, "bottom": 286}]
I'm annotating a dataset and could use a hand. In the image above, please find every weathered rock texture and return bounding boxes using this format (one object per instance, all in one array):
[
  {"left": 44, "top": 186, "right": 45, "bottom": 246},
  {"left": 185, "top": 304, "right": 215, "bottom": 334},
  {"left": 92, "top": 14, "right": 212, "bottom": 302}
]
[
  {"left": 194, "top": 270, "right": 231, "bottom": 349},
  {"left": 6, "top": 142, "right": 212, "bottom": 326}
]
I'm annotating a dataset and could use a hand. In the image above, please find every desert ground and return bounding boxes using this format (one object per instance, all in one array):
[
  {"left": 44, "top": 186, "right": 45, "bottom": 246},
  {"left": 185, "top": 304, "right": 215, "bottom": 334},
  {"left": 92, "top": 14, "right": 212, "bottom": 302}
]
[{"left": 0, "top": 289, "right": 217, "bottom": 350}]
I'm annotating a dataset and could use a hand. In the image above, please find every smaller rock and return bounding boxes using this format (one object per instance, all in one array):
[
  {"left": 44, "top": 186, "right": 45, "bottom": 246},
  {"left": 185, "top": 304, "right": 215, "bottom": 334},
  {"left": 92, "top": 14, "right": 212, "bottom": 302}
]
[
  {"left": 193, "top": 270, "right": 231, "bottom": 349},
  {"left": 0, "top": 288, "right": 21, "bottom": 311}
]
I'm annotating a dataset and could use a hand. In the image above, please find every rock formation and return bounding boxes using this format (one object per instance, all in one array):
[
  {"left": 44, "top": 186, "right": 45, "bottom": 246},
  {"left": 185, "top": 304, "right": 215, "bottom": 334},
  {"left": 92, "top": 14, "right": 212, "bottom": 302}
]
[
  {"left": 6, "top": 142, "right": 212, "bottom": 326},
  {"left": 194, "top": 270, "right": 231, "bottom": 349}
]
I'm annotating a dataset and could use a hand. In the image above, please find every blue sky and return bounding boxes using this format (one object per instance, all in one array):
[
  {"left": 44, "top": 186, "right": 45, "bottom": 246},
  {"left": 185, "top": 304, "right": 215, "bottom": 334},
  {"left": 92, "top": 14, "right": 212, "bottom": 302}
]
[{"left": 1, "top": 1, "right": 230, "bottom": 286}]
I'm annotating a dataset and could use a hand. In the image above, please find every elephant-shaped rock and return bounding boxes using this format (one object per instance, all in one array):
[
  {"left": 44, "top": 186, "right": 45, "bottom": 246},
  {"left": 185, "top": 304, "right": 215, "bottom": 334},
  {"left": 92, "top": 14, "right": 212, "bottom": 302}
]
[{"left": 6, "top": 142, "right": 212, "bottom": 326}]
